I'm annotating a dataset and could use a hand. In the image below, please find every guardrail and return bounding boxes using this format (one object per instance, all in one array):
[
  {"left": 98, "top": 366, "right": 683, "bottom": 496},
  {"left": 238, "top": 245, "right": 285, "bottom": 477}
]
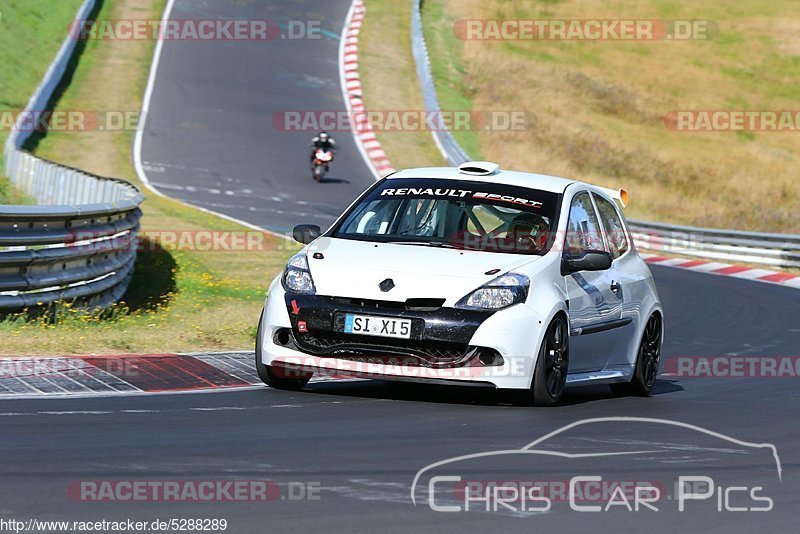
[
  {"left": 410, "top": 0, "right": 799, "bottom": 270},
  {"left": 628, "top": 220, "right": 800, "bottom": 269},
  {"left": 0, "top": 0, "right": 144, "bottom": 311}
]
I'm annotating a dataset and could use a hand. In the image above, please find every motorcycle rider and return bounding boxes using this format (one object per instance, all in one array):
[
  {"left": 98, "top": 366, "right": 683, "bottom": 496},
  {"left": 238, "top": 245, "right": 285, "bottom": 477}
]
[{"left": 309, "top": 131, "right": 336, "bottom": 169}]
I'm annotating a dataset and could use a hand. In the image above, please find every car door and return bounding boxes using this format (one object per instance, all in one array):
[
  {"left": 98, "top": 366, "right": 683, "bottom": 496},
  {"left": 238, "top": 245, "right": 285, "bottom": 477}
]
[
  {"left": 592, "top": 192, "right": 643, "bottom": 367},
  {"left": 563, "top": 191, "right": 624, "bottom": 373}
]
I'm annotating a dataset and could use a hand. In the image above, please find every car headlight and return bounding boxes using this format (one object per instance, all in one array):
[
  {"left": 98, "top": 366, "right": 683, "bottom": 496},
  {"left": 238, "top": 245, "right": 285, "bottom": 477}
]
[
  {"left": 282, "top": 252, "right": 316, "bottom": 294},
  {"left": 455, "top": 273, "right": 530, "bottom": 310}
]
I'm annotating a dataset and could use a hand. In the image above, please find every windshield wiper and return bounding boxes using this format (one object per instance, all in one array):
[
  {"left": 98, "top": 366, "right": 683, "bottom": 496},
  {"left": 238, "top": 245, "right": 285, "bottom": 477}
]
[{"left": 388, "top": 240, "right": 461, "bottom": 249}]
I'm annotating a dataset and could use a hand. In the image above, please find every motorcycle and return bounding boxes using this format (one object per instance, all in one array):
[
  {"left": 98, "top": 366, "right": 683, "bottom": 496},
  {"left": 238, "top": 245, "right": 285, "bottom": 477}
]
[{"left": 311, "top": 149, "right": 334, "bottom": 182}]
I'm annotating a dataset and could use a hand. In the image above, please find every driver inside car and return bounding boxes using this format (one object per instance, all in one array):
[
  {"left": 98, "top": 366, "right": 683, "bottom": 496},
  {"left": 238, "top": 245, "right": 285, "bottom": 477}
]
[{"left": 506, "top": 213, "right": 550, "bottom": 253}]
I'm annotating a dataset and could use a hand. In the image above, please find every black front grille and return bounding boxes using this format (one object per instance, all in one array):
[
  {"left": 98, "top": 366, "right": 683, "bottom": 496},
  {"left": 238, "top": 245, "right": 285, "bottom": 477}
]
[
  {"left": 328, "top": 296, "right": 446, "bottom": 312},
  {"left": 293, "top": 329, "right": 477, "bottom": 368}
]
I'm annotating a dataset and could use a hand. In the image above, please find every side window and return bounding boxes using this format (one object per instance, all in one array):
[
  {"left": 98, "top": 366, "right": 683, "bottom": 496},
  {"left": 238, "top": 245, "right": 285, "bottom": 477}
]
[
  {"left": 593, "top": 194, "right": 629, "bottom": 259},
  {"left": 565, "top": 192, "right": 605, "bottom": 256}
]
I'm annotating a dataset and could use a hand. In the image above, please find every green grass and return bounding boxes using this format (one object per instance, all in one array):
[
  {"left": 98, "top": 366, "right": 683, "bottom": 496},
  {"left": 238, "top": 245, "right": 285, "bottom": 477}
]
[
  {"left": 0, "top": 0, "right": 85, "bottom": 105},
  {"left": 421, "top": 0, "right": 482, "bottom": 159},
  {"left": 0, "top": 175, "right": 34, "bottom": 204},
  {"left": 0, "top": 0, "right": 84, "bottom": 168}
]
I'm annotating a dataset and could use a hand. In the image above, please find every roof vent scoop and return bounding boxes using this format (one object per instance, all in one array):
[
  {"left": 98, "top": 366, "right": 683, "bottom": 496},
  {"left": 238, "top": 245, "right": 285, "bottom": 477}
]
[{"left": 458, "top": 161, "right": 500, "bottom": 176}]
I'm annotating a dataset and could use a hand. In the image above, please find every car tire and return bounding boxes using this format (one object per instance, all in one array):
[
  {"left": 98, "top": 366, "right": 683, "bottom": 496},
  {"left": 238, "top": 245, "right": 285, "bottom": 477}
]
[
  {"left": 611, "top": 313, "right": 662, "bottom": 397},
  {"left": 530, "top": 314, "right": 570, "bottom": 407},
  {"left": 255, "top": 310, "right": 312, "bottom": 391}
]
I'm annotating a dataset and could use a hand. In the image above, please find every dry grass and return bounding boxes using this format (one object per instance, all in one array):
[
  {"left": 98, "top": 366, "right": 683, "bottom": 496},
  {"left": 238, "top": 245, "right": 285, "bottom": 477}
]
[
  {"left": 0, "top": 0, "right": 298, "bottom": 355},
  {"left": 376, "top": 0, "right": 800, "bottom": 232},
  {"left": 358, "top": 0, "right": 446, "bottom": 168}
]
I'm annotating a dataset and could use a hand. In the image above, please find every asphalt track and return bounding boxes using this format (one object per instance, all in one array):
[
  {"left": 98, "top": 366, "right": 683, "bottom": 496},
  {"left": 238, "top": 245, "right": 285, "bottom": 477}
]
[
  {"left": 1, "top": 0, "right": 798, "bottom": 532},
  {"left": 137, "top": 0, "right": 375, "bottom": 233}
]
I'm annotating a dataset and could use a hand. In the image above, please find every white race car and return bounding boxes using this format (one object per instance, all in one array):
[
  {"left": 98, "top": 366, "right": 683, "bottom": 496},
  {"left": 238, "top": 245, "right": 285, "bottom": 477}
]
[{"left": 256, "top": 162, "right": 663, "bottom": 405}]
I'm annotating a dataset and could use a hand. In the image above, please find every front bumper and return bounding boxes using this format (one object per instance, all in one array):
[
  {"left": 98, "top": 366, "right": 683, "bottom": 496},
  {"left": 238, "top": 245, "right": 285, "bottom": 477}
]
[
  {"left": 260, "top": 285, "right": 545, "bottom": 389},
  {"left": 282, "top": 294, "right": 498, "bottom": 366}
]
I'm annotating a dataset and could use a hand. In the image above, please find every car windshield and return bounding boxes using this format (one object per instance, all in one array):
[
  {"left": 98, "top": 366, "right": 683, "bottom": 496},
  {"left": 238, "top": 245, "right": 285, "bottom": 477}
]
[{"left": 332, "top": 178, "right": 561, "bottom": 255}]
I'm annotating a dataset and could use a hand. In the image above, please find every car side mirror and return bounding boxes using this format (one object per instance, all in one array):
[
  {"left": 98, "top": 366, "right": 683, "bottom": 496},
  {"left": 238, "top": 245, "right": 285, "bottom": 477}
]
[
  {"left": 562, "top": 251, "right": 613, "bottom": 275},
  {"left": 293, "top": 224, "right": 321, "bottom": 244}
]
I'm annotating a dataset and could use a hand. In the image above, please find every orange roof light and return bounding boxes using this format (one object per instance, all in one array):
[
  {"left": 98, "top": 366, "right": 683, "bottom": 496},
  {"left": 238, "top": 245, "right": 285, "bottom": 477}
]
[
  {"left": 597, "top": 186, "right": 629, "bottom": 208},
  {"left": 619, "top": 188, "right": 629, "bottom": 207}
]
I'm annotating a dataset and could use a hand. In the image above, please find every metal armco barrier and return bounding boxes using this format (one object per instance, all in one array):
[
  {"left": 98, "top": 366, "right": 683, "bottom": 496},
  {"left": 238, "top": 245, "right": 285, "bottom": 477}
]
[
  {"left": 0, "top": 0, "right": 144, "bottom": 311},
  {"left": 628, "top": 221, "right": 800, "bottom": 269},
  {"left": 410, "top": 0, "right": 799, "bottom": 269}
]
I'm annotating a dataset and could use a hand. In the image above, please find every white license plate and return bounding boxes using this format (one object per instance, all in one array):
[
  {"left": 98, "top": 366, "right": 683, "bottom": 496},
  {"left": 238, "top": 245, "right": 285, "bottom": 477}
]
[{"left": 343, "top": 314, "right": 412, "bottom": 339}]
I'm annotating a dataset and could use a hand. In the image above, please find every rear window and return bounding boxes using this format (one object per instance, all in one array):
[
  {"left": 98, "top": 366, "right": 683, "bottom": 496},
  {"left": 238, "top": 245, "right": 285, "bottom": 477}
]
[{"left": 332, "top": 178, "right": 561, "bottom": 255}]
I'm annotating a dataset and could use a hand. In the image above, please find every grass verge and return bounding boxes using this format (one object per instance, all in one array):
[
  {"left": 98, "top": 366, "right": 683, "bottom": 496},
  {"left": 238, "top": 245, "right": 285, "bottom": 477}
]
[
  {"left": 420, "top": 0, "right": 481, "bottom": 158},
  {"left": 0, "top": 176, "right": 34, "bottom": 204},
  {"left": 0, "top": 0, "right": 84, "bottom": 156},
  {"left": 358, "top": 0, "right": 445, "bottom": 168},
  {"left": 0, "top": 0, "right": 83, "bottom": 193},
  {"left": 0, "top": 0, "right": 298, "bottom": 355}
]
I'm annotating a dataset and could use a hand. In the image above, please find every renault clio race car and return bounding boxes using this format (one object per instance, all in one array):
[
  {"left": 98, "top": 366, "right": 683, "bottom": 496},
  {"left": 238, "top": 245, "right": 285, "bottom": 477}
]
[{"left": 256, "top": 162, "right": 663, "bottom": 405}]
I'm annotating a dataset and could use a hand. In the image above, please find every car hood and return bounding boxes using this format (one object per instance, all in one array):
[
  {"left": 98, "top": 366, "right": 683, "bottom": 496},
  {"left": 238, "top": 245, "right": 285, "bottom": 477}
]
[{"left": 306, "top": 237, "right": 539, "bottom": 304}]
